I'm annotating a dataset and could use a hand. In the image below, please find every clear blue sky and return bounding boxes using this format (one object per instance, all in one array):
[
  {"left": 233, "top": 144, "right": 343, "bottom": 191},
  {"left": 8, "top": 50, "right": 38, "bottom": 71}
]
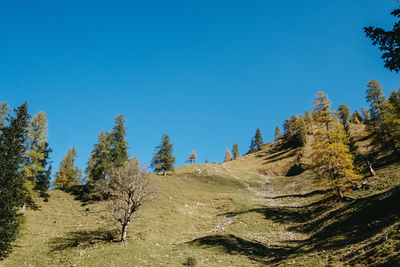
[{"left": 1, "top": 0, "right": 399, "bottom": 175}]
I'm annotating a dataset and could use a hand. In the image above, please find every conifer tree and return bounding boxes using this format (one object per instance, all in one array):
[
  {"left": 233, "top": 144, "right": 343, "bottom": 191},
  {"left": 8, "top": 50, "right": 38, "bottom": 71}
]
[
  {"left": 110, "top": 115, "right": 129, "bottom": 168},
  {"left": 303, "top": 110, "right": 313, "bottom": 134},
  {"left": 34, "top": 142, "right": 52, "bottom": 200},
  {"left": 295, "top": 117, "right": 308, "bottom": 146},
  {"left": 0, "top": 102, "right": 9, "bottom": 127},
  {"left": 312, "top": 92, "right": 333, "bottom": 128},
  {"left": 365, "top": 80, "right": 399, "bottom": 155},
  {"left": 254, "top": 128, "right": 263, "bottom": 151},
  {"left": 232, "top": 142, "right": 239, "bottom": 159},
  {"left": 248, "top": 138, "right": 256, "bottom": 153},
  {"left": 311, "top": 92, "right": 360, "bottom": 200},
  {"left": 224, "top": 149, "right": 232, "bottom": 162},
  {"left": 274, "top": 126, "right": 282, "bottom": 141},
  {"left": 21, "top": 111, "right": 50, "bottom": 203},
  {"left": 0, "top": 103, "right": 29, "bottom": 257},
  {"left": 283, "top": 115, "right": 308, "bottom": 147},
  {"left": 364, "top": 6, "right": 400, "bottom": 72},
  {"left": 53, "top": 148, "right": 82, "bottom": 190},
  {"left": 350, "top": 111, "right": 363, "bottom": 124},
  {"left": 366, "top": 80, "right": 386, "bottom": 121},
  {"left": 151, "top": 134, "right": 175, "bottom": 176},
  {"left": 186, "top": 150, "right": 197, "bottom": 164},
  {"left": 86, "top": 115, "right": 129, "bottom": 183},
  {"left": 86, "top": 131, "right": 113, "bottom": 183},
  {"left": 338, "top": 104, "right": 351, "bottom": 126}
]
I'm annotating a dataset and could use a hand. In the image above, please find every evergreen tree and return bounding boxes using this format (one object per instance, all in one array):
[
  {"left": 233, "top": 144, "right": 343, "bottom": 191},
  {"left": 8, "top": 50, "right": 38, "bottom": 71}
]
[
  {"left": 248, "top": 138, "right": 256, "bottom": 153},
  {"left": 232, "top": 142, "right": 239, "bottom": 159},
  {"left": 365, "top": 80, "right": 399, "bottom": 155},
  {"left": 364, "top": 6, "right": 400, "bottom": 72},
  {"left": 34, "top": 142, "right": 52, "bottom": 201},
  {"left": 86, "top": 115, "right": 129, "bottom": 183},
  {"left": 53, "top": 148, "right": 82, "bottom": 190},
  {"left": 312, "top": 91, "right": 333, "bottom": 129},
  {"left": 151, "top": 134, "right": 175, "bottom": 176},
  {"left": 311, "top": 92, "right": 360, "bottom": 200},
  {"left": 0, "top": 102, "right": 9, "bottom": 127},
  {"left": 338, "top": 104, "right": 351, "bottom": 126},
  {"left": 295, "top": 117, "right": 308, "bottom": 146},
  {"left": 0, "top": 103, "right": 29, "bottom": 257},
  {"left": 224, "top": 149, "right": 232, "bottom": 162},
  {"left": 186, "top": 150, "right": 197, "bottom": 164},
  {"left": 350, "top": 111, "right": 363, "bottom": 124},
  {"left": 274, "top": 126, "right": 282, "bottom": 141},
  {"left": 360, "top": 106, "right": 371, "bottom": 122},
  {"left": 254, "top": 128, "right": 263, "bottom": 151},
  {"left": 366, "top": 80, "right": 386, "bottom": 121},
  {"left": 110, "top": 115, "right": 129, "bottom": 167},
  {"left": 21, "top": 111, "right": 50, "bottom": 202},
  {"left": 283, "top": 115, "right": 308, "bottom": 147},
  {"left": 86, "top": 131, "right": 113, "bottom": 183}
]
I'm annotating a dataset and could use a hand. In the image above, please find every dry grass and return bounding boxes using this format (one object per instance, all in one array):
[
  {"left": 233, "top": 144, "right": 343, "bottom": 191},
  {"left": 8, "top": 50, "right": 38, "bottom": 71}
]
[{"left": 3, "top": 125, "right": 400, "bottom": 266}]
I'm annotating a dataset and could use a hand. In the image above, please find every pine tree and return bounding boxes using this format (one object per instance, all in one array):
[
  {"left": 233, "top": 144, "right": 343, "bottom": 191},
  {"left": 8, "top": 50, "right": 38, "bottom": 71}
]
[
  {"left": 86, "top": 131, "right": 113, "bottom": 183},
  {"left": 254, "top": 128, "right": 263, "bottom": 151},
  {"left": 338, "top": 104, "right": 351, "bottom": 126},
  {"left": 186, "top": 150, "right": 197, "bottom": 164},
  {"left": 274, "top": 126, "right": 282, "bottom": 141},
  {"left": 366, "top": 80, "right": 386, "bottom": 121},
  {"left": 86, "top": 115, "right": 129, "bottom": 183},
  {"left": 34, "top": 142, "right": 52, "bottom": 201},
  {"left": 350, "top": 111, "right": 363, "bottom": 124},
  {"left": 365, "top": 80, "right": 399, "bottom": 155},
  {"left": 232, "top": 142, "right": 239, "bottom": 159},
  {"left": 21, "top": 111, "right": 50, "bottom": 203},
  {"left": 283, "top": 115, "right": 308, "bottom": 147},
  {"left": 311, "top": 92, "right": 360, "bottom": 200},
  {"left": 224, "top": 149, "right": 232, "bottom": 162},
  {"left": 248, "top": 138, "right": 256, "bottom": 153},
  {"left": 295, "top": 117, "right": 308, "bottom": 146},
  {"left": 53, "top": 148, "right": 82, "bottom": 190},
  {"left": 364, "top": 6, "right": 400, "bottom": 72},
  {"left": 110, "top": 115, "right": 129, "bottom": 168},
  {"left": 312, "top": 92, "right": 333, "bottom": 129},
  {"left": 151, "top": 134, "right": 175, "bottom": 176},
  {"left": 0, "top": 102, "right": 9, "bottom": 127},
  {"left": 0, "top": 103, "right": 29, "bottom": 257}
]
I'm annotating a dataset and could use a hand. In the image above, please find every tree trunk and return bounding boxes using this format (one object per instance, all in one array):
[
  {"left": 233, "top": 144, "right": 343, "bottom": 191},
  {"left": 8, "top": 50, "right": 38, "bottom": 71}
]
[
  {"left": 336, "top": 188, "right": 344, "bottom": 201},
  {"left": 163, "top": 170, "right": 166, "bottom": 176},
  {"left": 367, "top": 161, "right": 376, "bottom": 176},
  {"left": 121, "top": 223, "right": 128, "bottom": 243}
]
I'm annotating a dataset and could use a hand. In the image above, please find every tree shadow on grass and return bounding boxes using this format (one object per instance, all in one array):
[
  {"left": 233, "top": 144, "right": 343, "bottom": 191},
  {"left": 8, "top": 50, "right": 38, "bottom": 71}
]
[
  {"left": 297, "top": 187, "right": 400, "bottom": 252},
  {"left": 212, "top": 187, "right": 400, "bottom": 264},
  {"left": 186, "top": 234, "right": 293, "bottom": 264},
  {"left": 265, "top": 189, "right": 330, "bottom": 199},
  {"left": 48, "top": 228, "right": 119, "bottom": 252},
  {"left": 66, "top": 184, "right": 103, "bottom": 206}
]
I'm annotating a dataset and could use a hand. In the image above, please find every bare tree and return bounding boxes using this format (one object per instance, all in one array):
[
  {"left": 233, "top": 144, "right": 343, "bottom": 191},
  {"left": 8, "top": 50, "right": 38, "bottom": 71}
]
[
  {"left": 224, "top": 149, "right": 232, "bottom": 162},
  {"left": 98, "top": 158, "right": 156, "bottom": 242},
  {"left": 186, "top": 150, "right": 197, "bottom": 164}
]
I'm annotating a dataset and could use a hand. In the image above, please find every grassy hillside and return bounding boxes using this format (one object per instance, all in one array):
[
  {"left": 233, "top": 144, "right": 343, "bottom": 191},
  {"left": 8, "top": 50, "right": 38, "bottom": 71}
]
[{"left": 3, "top": 127, "right": 400, "bottom": 266}]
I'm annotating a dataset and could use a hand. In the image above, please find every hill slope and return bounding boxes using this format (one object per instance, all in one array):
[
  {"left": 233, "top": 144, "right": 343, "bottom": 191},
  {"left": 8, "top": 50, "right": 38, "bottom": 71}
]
[{"left": 3, "top": 126, "right": 400, "bottom": 266}]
